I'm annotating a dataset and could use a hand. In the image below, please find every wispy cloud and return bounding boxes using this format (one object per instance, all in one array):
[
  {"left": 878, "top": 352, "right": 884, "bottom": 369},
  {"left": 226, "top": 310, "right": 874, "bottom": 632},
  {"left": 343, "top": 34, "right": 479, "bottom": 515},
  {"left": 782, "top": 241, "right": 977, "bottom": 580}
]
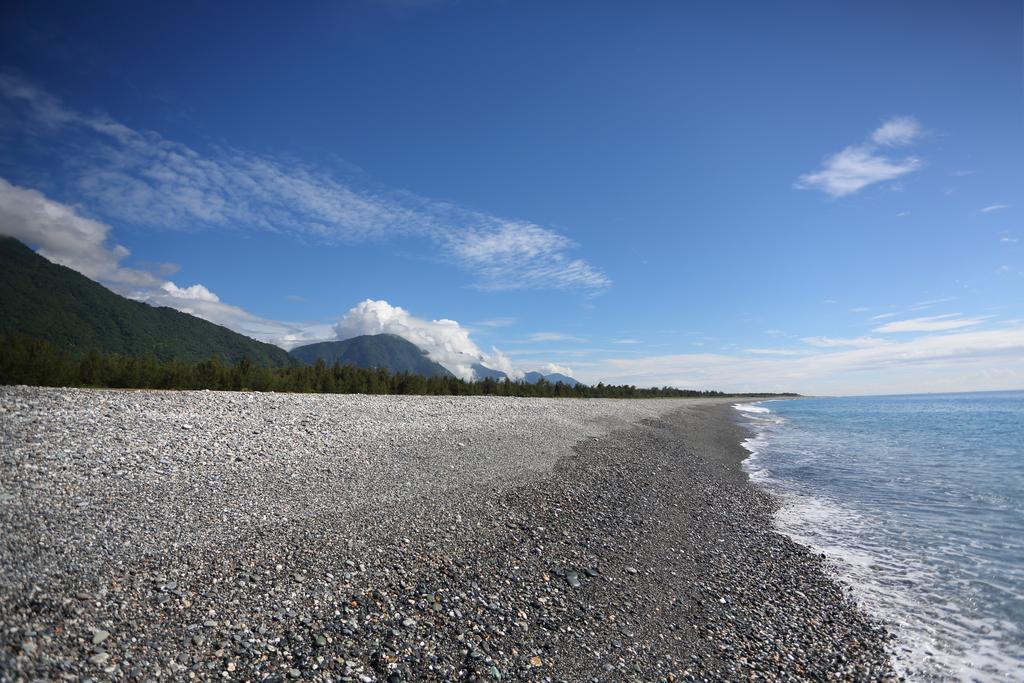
[
  {"left": 874, "top": 313, "right": 988, "bottom": 333},
  {"left": 473, "top": 317, "right": 517, "bottom": 328},
  {"left": 524, "top": 332, "right": 588, "bottom": 343},
  {"left": 871, "top": 312, "right": 898, "bottom": 320},
  {"left": 796, "top": 116, "right": 924, "bottom": 197},
  {"left": 447, "top": 222, "right": 609, "bottom": 291},
  {"left": 981, "top": 204, "right": 1009, "bottom": 213},
  {"left": 802, "top": 336, "right": 888, "bottom": 348},
  {"left": 870, "top": 116, "right": 923, "bottom": 146},
  {"left": 588, "top": 326, "right": 1024, "bottom": 394},
  {"left": 0, "top": 73, "right": 608, "bottom": 293},
  {"left": 744, "top": 348, "right": 811, "bottom": 356},
  {"left": 612, "top": 338, "right": 641, "bottom": 344},
  {"left": 909, "top": 296, "right": 958, "bottom": 311}
]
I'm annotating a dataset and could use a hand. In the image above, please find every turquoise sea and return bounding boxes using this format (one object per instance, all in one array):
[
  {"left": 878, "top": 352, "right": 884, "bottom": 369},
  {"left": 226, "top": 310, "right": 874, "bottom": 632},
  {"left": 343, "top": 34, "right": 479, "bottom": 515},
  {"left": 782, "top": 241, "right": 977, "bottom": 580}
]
[{"left": 735, "top": 391, "right": 1024, "bottom": 681}]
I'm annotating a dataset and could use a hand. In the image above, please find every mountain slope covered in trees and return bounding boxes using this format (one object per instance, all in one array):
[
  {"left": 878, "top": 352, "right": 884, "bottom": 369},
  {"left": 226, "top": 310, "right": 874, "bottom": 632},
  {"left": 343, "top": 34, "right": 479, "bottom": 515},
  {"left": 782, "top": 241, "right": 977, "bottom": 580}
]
[{"left": 0, "top": 236, "right": 295, "bottom": 366}]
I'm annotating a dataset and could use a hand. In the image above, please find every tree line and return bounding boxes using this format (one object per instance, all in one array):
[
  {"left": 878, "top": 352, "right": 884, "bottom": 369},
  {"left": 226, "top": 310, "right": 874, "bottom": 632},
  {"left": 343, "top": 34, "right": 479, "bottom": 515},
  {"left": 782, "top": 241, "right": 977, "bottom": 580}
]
[{"left": 0, "top": 334, "right": 796, "bottom": 399}]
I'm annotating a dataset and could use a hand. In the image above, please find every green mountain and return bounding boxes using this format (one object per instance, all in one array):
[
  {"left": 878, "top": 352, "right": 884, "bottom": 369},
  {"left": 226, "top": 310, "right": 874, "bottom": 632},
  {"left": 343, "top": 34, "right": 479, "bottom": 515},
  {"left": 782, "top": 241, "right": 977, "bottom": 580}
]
[
  {"left": 542, "top": 372, "right": 580, "bottom": 387},
  {"left": 0, "top": 236, "right": 294, "bottom": 366},
  {"left": 290, "top": 334, "right": 454, "bottom": 378}
]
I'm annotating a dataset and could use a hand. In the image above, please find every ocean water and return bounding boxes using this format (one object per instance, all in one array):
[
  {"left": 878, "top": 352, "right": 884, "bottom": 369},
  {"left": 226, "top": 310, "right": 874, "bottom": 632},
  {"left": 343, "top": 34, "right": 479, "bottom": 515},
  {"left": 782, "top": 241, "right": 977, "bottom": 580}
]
[{"left": 735, "top": 392, "right": 1024, "bottom": 681}]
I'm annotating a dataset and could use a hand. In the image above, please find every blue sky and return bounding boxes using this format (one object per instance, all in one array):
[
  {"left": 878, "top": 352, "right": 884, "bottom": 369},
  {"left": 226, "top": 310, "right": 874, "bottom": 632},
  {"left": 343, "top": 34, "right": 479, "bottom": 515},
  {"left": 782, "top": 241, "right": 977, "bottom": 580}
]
[{"left": 1, "top": 0, "right": 1021, "bottom": 394}]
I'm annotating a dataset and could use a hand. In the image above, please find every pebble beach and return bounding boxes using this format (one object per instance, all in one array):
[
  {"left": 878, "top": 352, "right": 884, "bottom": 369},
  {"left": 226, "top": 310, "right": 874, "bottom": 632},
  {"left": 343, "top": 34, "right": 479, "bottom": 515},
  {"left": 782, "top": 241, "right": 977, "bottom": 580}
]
[{"left": 0, "top": 387, "right": 894, "bottom": 681}]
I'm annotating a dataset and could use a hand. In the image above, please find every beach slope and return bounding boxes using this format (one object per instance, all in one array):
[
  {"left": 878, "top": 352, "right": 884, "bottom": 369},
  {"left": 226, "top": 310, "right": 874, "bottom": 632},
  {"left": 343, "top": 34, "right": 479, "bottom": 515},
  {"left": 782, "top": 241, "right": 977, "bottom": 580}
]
[{"left": 0, "top": 388, "right": 892, "bottom": 680}]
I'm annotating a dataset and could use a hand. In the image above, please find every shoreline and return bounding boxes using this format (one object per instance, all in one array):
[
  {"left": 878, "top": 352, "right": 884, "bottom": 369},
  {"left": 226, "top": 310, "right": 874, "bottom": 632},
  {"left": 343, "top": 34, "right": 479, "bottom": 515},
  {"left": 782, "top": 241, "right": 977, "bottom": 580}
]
[{"left": 0, "top": 387, "right": 892, "bottom": 680}]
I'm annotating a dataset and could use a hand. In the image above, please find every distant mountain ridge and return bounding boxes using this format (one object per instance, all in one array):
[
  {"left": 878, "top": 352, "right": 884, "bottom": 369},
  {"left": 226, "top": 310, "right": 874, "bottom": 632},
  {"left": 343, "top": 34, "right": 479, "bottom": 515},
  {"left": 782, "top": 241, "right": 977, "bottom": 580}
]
[
  {"left": 472, "top": 363, "right": 581, "bottom": 387},
  {"left": 470, "top": 363, "right": 509, "bottom": 381},
  {"left": 290, "top": 334, "right": 454, "bottom": 378},
  {"left": 0, "top": 235, "right": 584, "bottom": 383},
  {"left": 0, "top": 236, "right": 295, "bottom": 366}
]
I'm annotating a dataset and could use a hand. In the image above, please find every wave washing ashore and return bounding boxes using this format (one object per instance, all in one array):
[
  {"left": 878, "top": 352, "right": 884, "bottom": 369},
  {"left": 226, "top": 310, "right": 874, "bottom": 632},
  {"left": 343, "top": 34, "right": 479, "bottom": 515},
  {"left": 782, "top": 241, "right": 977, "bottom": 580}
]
[
  {"left": 0, "top": 387, "right": 893, "bottom": 681},
  {"left": 735, "top": 392, "right": 1024, "bottom": 681}
]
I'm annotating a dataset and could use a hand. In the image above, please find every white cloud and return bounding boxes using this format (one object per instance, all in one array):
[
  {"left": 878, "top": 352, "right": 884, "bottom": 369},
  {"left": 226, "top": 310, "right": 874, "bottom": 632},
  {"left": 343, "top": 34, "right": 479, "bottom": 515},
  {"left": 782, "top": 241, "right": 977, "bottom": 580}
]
[
  {"left": 797, "top": 146, "right": 920, "bottom": 197},
  {"left": 0, "top": 177, "right": 159, "bottom": 287},
  {"left": 483, "top": 347, "right": 523, "bottom": 380},
  {"left": 331, "top": 299, "right": 525, "bottom": 380},
  {"left": 871, "top": 312, "right": 898, "bottom": 320},
  {"left": 612, "top": 338, "right": 641, "bottom": 344},
  {"left": 981, "top": 204, "right": 1009, "bottom": 213},
  {"left": 1000, "top": 235, "right": 1018, "bottom": 244},
  {"left": 801, "top": 336, "right": 888, "bottom": 348},
  {"left": 796, "top": 116, "right": 924, "bottom": 197},
  {"left": 583, "top": 326, "right": 1024, "bottom": 395},
  {"left": 159, "top": 281, "right": 219, "bottom": 302},
  {"left": 870, "top": 116, "right": 923, "bottom": 146},
  {"left": 874, "top": 313, "right": 988, "bottom": 333},
  {"left": 0, "top": 74, "right": 607, "bottom": 293},
  {"left": 540, "top": 362, "right": 574, "bottom": 377}
]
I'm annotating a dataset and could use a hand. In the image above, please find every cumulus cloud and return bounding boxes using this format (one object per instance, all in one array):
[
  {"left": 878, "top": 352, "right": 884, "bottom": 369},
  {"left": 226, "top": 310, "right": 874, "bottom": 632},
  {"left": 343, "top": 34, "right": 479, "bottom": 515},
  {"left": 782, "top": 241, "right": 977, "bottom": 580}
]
[
  {"left": 0, "top": 73, "right": 608, "bottom": 293},
  {"left": 484, "top": 347, "right": 524, "bottom": 380},
  {"left": 332, "top": 299, "right": 523, "bottom": 380},
  {"left": 541, "top": 362, "right": 574, "bottom": 377},
  {"left": 873, "top": 314, "right": 989, "bottom": 333},
  {"left": 796, "top": 116, "right": 924, "bottom": 197},
  {"left": 159, "top": 281, "right": 220, "bottom": 302}
]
